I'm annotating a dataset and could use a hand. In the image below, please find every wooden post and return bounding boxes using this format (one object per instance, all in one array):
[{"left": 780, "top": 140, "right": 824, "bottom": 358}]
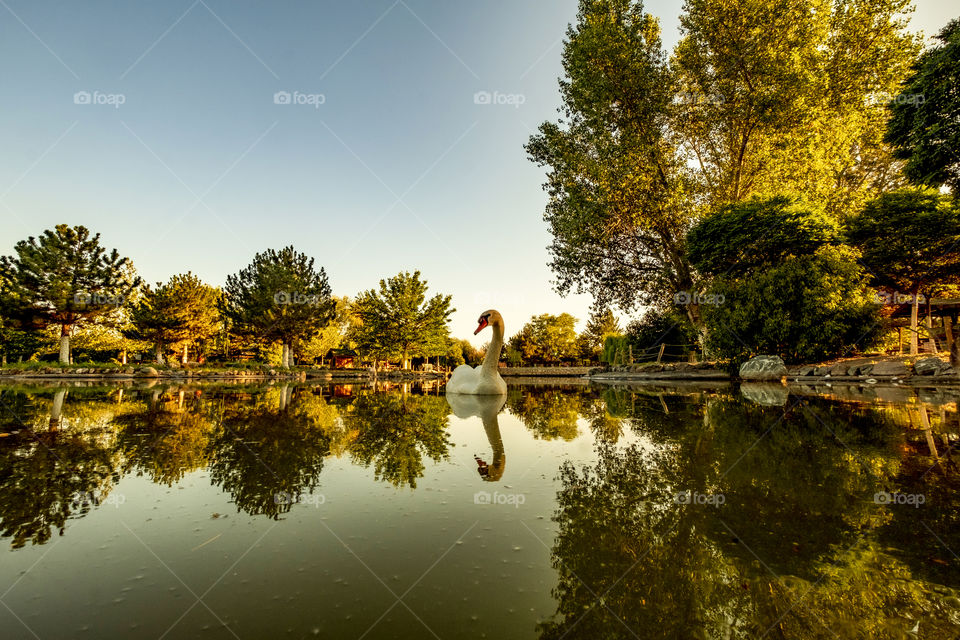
[
  {"left": 656, "top": 343, "right": 665, "bottom": 364},
  {"left": 944, "top": 316, "right": 955, "bottom": 360},
  {"left": 926, "top": 298, "right": 938, "bottom": 353}
]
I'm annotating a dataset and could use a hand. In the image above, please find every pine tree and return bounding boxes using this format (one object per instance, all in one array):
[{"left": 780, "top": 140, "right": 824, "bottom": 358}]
[
  {"left": 222, "top": 247, "right": 335, "bottom": 367},
  {"left": 0, "top": 225, "right": 139, "bottom": 364}
]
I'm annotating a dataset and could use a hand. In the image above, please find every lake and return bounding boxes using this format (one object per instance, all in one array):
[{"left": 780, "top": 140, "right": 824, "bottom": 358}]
[{"left": 1, "top": 380, "right": 959, "bottom": 639}]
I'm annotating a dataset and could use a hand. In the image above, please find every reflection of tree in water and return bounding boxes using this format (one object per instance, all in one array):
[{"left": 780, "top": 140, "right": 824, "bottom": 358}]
[
  {"left": 113, "top": 389, "right": 217, "bottom": 485},
  {"left": 539, "top": 395, "right": 960, "bottom": 639},
  {"left": 506, "top": 385, "right": 647, "bottom": 443},
  {"left": 506, "top": 387, "right": 584, "bottom": 441},
  {"left": 342, "top": 391, "right": 450, "bottom": 488},
  {"left": 0, "top": 388, "right": 123, "bottom": 548},
  {"left": 207, "top": 385, "right": 338, "bottom": 519}
]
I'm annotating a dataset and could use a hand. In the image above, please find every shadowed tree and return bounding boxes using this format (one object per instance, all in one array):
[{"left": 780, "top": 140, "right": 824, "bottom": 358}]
[
  {"left": 848, "top": 189, "right": 960, "bottom": 355},
  {"left": 886, "top": 19, "right": 960, "bottom": 195}
]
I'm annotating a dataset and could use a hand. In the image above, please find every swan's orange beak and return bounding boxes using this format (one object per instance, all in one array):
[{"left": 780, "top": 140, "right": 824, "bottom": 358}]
[{"left": 474, "top": 317, "right": 489, "bottom": 335}]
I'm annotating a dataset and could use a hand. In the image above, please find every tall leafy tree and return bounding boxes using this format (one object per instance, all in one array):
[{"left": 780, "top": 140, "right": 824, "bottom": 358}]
[
  {"left": 222, "top": 247, "right": 335, "bottom": 368},
  {"left": 886, "top": 19, "right": 960, "bottom": 195},
  {"left": 847, "top": 189, "right": 960, "bottom": 355},
  {"left": 525, "top": 0, "right": 698, "bottom": 324},
  {"left": 674, "top": 0, "right": 919, "bottom": 215},
  {"left": 529, "top": 0, "right": 919, "bottom": 342},
  {"left": 0, "top": 224, "right": 139, "bottom": 364},
  {"left": 508, "top": 314, "right": 580, "bottom": 365},
  {"left": 351, "top": 271, "right": 453, "bottom": 369},
  {"left": 130, "top": 282, "right": 180, "bottom": 364}
]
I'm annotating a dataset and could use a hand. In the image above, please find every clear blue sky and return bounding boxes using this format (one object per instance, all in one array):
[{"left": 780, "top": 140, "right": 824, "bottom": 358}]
[{"left": 0, "top": 1, "right": 954, "bottom": 344}]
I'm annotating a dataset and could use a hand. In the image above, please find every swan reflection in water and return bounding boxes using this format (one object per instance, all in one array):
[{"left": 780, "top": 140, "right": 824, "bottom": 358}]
[{"left": 445, "top": 393, "right": 507, "bottom": 482}]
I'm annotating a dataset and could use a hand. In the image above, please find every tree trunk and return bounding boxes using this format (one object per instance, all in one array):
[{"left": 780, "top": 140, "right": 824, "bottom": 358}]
[
  {"left": 120, "top": 349, "right": 127, "bottom": 365},
  {"left": 59, "top": 325, "right": 71, "bottom": 365},
  {"left": 910, "top": 289, "right": 920, "bottom": 356},
  {"left": 155, "top": 343, "right": 164, "bottom": 365},
  {"left": 181, "top": 343, "right": 188, "bottom": 365},
  {"left": 50, "top": 389, "right": 66, "bottom": 430}
]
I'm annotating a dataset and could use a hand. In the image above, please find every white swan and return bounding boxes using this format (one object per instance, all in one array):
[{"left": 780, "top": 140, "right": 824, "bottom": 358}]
[{"left": 446, "top": 309, "right": 508, "bottom": 395}]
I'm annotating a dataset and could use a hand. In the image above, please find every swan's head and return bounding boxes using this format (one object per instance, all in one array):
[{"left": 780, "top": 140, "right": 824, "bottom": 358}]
[{"left": 474, "top": 309, "right": 503, "bottom": 335}]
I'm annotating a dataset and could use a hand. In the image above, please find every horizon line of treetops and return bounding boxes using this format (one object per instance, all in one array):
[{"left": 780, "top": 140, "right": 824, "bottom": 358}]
[{"left": 0, "top": 224, "right": 626, "bottom": 369}]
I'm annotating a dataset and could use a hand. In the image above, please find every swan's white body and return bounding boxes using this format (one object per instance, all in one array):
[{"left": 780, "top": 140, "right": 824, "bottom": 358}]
[{"left": 446, "top": 310, "right": 507, "bottom": 396}]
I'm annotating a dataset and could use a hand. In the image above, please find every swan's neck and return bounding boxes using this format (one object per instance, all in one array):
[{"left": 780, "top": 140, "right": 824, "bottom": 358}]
[{"left": 481, "top": 322, "right": 504, "bottom": 374}]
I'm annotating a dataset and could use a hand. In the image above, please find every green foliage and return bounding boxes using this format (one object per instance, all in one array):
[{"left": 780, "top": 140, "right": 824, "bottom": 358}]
[
  {"left": 525, "top": 0, "right": 695, "bottom": 313},
  {"left": 528, "top": 0, "right": 919, "bottom": 325},
  {"left": 689, "top": 197, "right": 880, "bottom": 364},
  {"left": 507, "top": 313, "right": 579, "bottom": 365},
  {"left": 847, "top": 188, "right": 960, "bottom": 293},
  {"left": 702, "top": 245, "right": 880, "bottom": 364},
  {"left": 675, "top": 0, "right": 918, "bottom": 216},
  {"left": 350, "top": 271, "right": 454, "bottom": 367},
  {"left": 601, "top": 335, "right": 629, "bottom": 365},
  {"left": 885, "top": 19, "right": 960, "bottom": 194},
  {"left": 296, "top": 296, "right": 355, "bottom": 364},
  {"left": 579, "top": 307, "right": 622, "bottom": 361},
  {"left": 688, "top": 196, "right": 841, "bottom": 277},
  {"left": 0, "top": 224, "right": 140, "bottom": 363},
  {"left": 222, "top": 247, "right": 335, "bottom": 362},
  {"left": 624, "top": 308, "right": 696, "bottom": 361},
  {"left": 131, "top": 272, "right": 220, "bottom": 363}
]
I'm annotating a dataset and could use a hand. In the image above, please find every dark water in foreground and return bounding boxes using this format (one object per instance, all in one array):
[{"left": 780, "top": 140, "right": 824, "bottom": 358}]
[{"left": 1, "top": 380, "right": 959, "bottom": 639}]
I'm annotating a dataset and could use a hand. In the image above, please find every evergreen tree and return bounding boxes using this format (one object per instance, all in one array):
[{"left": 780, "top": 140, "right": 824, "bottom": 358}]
[
  {"left": 0, "top": 224, "right": 139, "bottom": 364},
  {"left": 222, "top": 247, "right": 335, "bottom": 367}
]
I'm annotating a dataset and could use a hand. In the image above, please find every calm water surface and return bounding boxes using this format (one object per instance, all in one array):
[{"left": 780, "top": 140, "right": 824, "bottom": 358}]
[{"left": 1, "top": 380, "right": 959, "bottom": 639}]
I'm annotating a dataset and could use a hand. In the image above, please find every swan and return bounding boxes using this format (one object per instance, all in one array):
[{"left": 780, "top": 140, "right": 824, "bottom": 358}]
[{"left": 446, "top": 309, "right": 508, "bottom": 395}]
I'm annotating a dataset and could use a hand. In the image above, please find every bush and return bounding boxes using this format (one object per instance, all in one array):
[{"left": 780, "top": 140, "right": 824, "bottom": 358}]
[
  {"left": 601, "top": 335, "right": 629, "bottom": 365},
  {"left": 700, "top": 245, "right": 880, "bottom": 365},
  {"left": 624, "top": 309, "right": 697, "bottom": 362},
  {"left": 688, "top": 196, "right": 881, "bottom": 366}
]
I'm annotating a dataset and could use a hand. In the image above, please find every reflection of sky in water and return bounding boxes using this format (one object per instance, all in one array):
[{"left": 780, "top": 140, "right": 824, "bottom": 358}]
[{"left": 1, "top": 382, "right": 959, "bottom": 639}]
